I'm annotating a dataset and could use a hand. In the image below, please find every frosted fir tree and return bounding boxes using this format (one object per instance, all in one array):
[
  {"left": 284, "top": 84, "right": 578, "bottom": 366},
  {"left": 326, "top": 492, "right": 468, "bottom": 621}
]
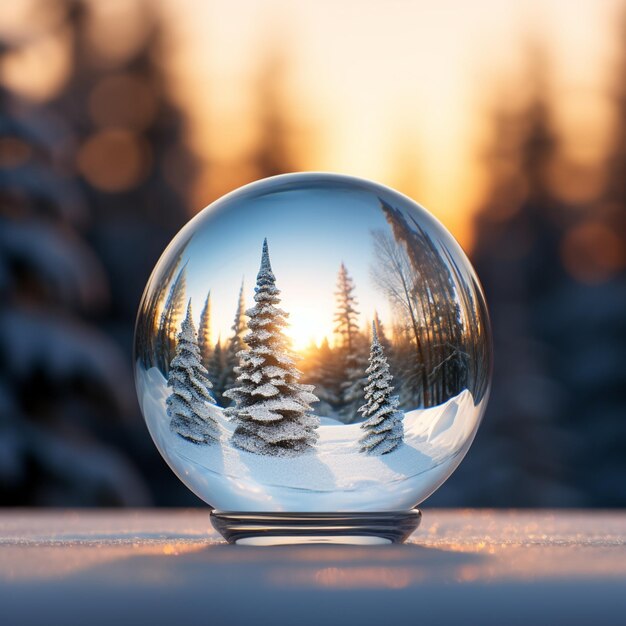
[
  {"left": 198, "top": 291, "right": 213, "bottom": 370},
  {"left": 223, "top": 280, "right": 247, "bottom": 398},
  {"left": 225, "top": 239, "right": 319, "bottom": 457},
  {"left": 167, "top": 301, "right": 220, "bottom": 445},
  {"left": 359, "top": 323, "right": 404, "bottom": 455}
]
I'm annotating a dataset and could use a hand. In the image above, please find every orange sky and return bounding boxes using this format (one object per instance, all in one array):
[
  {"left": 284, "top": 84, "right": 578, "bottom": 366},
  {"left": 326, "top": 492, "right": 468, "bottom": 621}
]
[
  {"left": 0, "top": 0, "right": 621, "bottom": 247},
  {"left": 165, "top": 0, "right": 622, "bottom": 247}
]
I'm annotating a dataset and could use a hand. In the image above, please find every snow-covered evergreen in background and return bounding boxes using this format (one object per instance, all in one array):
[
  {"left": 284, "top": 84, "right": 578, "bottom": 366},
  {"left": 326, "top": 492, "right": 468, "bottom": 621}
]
[
  {"left": 0, "top": 41, "right": 147, "bottom": 506},
  {"left": 222, "top": 281, "right": 247, "bottom": 401},
  {"left": 167, "top": 301, "right": 219, "bottom": 444},
  {"left": 157, "top": 265, "right": 187, "bottom": 374},
  {"left": 225, "top": 239, "right": 319, "bottom": 456},
  {"left": 198, "top": 291, "right": 213, "bottom": 370},
  {"left": 359, "top": 323, "right": 404, "bottom": 455}
]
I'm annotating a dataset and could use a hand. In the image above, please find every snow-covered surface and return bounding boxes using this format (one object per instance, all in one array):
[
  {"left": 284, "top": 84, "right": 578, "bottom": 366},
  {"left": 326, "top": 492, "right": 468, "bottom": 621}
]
[
  {"left": 137, "top": 365, "right": 485, "bottom": 512},
  {"left": 3, "top": 510, "right": 626, "bottom": 625}
]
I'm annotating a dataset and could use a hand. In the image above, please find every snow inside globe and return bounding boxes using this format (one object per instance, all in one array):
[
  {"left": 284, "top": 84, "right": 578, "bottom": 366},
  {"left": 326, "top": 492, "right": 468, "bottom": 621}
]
[{"left": 134, "top": 172, "right": 492, "bottom": 544}]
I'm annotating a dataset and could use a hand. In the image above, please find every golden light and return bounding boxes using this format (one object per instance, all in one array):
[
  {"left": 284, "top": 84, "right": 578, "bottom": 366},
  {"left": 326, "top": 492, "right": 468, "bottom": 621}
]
[
  {"left": 77, "top": 129, "right": 151, "bottom": 192},
  {"left": 284, "top": 306, "right": 333, "bottom": 353}
]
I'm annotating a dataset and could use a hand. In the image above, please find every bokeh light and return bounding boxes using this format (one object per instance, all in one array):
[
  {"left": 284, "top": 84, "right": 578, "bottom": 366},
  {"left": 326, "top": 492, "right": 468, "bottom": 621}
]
[{"left": 78, "top": 129, "right": 151, "bottom": 192}]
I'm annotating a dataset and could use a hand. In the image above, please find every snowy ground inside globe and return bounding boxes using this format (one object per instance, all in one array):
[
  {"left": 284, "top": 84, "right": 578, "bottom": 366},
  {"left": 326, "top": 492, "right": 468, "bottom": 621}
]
[{"left": 137, "top": 366, "right": 480, "bottom": 512}]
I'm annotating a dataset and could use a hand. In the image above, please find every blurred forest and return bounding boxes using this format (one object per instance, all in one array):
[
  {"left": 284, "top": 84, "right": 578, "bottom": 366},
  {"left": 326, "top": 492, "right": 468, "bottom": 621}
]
[{"left": 1, "top": 0, "right": 626, "bottom": 507}]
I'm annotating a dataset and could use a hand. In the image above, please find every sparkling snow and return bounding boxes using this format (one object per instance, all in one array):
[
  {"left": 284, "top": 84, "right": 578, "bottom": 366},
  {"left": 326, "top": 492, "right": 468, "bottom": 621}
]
[{"left": 137, "top": 365, "right": 485, "bottom": 512}]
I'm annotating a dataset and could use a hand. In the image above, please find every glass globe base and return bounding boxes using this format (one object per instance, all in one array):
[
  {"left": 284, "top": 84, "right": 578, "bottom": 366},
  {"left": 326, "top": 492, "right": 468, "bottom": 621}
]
[{"left": 210, "top": 509, "right": 422, "bottom": 545}]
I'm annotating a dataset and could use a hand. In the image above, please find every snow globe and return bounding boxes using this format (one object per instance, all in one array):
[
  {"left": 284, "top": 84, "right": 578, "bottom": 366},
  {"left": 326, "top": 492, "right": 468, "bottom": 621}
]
[{"left": 134, "top": 173, "right": 492, "bottom": 544}]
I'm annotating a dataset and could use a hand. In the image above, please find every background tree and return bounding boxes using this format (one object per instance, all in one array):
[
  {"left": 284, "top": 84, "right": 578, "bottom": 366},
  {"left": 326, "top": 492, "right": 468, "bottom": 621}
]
[
  {"left": 167, "top": 301, "right": 219, "bottom": 445},
  {"left": 376, "top": 200, "right": 473, "bottom": 408},
  {"left": 0, "top": 38, "right": 147, "bottom": 506},
  {"left": 300, "top": 338, "right": 341, "bottom": 417},
  {"left": 371, "top": 230, "right": 429, "bottom": 407},
  {"left": 550, "top": 14, "right": 626, "bottom": 506},
  {"left": 333, "top": 263, "right": 368, "bottom": 421},
  {"left": 198, "top": 291, "right": 213, "bottom": 371},
  {"left": 49, "top": 0, "right": 198, "bottom": 359},
  {"left": 225, "top": 240, "right": 319, "bottom": 456},
  {"left": 19, "top": 0, "right": 198, "bottom": 370},
  {"left": 334, "top": 263, "right": 360, "bottom": 354},
  {"left": 222, "top": 281, "right": 247, "bottom": 401},
  {"left": 435, "top": 44, "right": 573, "bottom": 507}
]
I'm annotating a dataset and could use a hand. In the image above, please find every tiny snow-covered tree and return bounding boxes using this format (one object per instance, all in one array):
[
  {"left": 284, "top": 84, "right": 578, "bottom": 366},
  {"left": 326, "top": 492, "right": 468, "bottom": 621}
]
[
  {"left": 198, "top": 291, "right": 213, "bottom": 370},
  {"left": 223, "top": 280, "right": 247, "bottom": 398},
  {"left": 359, "top": 323, "right": 404, "bottom": 455},
  {"left": 225, "top": 239, "right": 319, "bottom": 456},
  {"left": 167, "top": 301, "right": 219, "bottom": 444}
]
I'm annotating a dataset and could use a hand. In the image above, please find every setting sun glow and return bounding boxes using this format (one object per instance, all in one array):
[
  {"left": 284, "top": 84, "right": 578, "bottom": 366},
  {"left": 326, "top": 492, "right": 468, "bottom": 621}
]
[{"left": 284, "top": 307, "right": 333, "bottom": 352}]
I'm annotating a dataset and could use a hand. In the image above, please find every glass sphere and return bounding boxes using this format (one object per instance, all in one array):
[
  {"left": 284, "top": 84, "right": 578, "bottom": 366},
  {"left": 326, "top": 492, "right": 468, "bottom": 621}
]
[{"left": 135, "top": 173, "right": 491, "bottom": 512}]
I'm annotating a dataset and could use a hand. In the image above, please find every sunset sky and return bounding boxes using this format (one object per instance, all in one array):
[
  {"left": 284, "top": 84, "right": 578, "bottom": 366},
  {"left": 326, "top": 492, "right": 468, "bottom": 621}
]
[
  {"left": 177, "top": 177, "right": 415, "bottom": 350},
  {"left": 0, "top": 0, "right": 620, "bottom": 243},
  {"left": 161, "top": 174, "right": 477, "bottom": 351},
  {"left": 0, "top": 0, "right": 623, "bottom": 346},
  {"left": 165, "top": 0, "right": 621, "bottom": 244}
]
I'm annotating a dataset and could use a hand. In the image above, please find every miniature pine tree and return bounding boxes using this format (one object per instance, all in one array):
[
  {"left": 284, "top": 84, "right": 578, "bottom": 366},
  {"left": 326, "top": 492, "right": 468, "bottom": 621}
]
[
  {"left": 359, "top": 323, "right": 404, "bottom": 455},
  {"left": 223, "top": 280, "right": 247, "bottom": 397},
  {"left": 167, "top": 301, "right": 220, "bottom": 445},
  {"left": 333, "top": 262, "right": 366, "bottom": 421},
  {"left": 225, "top": 239, "right": 319, "bottom": 456},
  {"left": 198, "top": 291, "right": 213, "bottom": 370},
  {"left": 334, "top": 263, "right": 360, "bottom": 352}
]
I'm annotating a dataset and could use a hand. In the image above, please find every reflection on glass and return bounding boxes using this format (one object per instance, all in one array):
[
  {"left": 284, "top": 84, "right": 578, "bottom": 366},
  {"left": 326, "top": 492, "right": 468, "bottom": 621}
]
[{"left": 134, "top": 173, "right": 492, "bottom": 512}]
